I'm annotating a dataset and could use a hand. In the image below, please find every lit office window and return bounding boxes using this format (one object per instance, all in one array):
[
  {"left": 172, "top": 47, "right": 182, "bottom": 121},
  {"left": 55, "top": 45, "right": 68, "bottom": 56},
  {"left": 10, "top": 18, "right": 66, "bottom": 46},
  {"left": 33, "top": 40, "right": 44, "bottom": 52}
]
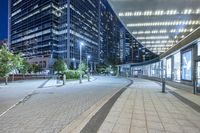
[
  {"left": 166, "top": 58, "right": 172, "bottom": 78},
  {"left": 182, "top": 51, "right": 192, "bottom": 80},
  {"left": 198, "top": 41, "right": 200, "bottom": 56},
  {"left": 174, "top": 52, "right": 181, "bottom": 81}
]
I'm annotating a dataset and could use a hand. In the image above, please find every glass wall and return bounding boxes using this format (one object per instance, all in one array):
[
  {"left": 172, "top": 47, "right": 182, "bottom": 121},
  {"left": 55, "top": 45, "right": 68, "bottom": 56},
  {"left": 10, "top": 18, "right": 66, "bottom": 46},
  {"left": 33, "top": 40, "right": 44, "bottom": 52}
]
[
  {"left": 142, "top": 65, "right": 150, "bottom": 76},
  {"left": 197, "top": 62, "right": 200, "bottom": 88},
  {"left": 151, "top": 63, "right": 156, "bottom": 77},
  {"left": 173, "top": 52, "right": 181, "bottom": 81},
  {"left": 198, "top": 41, "right": 200, "bottom": 56},
  {"left": 132, "top": 66, "right": 142, "bottom": 77},
  {"left": 166, "top": 58, "right": 172, "bottom": 79},
  {"left": 182, "top": 50, "right": 192, "bottom": 80},
  {"left": 163, "top": 59, "right": 166, "bottom": 78}
]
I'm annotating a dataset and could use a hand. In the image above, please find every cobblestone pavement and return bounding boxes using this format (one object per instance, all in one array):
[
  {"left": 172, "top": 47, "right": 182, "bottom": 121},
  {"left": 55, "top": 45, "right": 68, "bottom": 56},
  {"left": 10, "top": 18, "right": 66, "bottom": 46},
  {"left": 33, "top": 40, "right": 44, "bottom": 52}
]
[
  {"left": 98, "top": 78, "right": 200, "bottom": 133},
  {"left": 0, "top": 76, "right": 130, "bottom": 133},
  {"left": 0, "top": 79, "right": 48, "bottom": 115}
]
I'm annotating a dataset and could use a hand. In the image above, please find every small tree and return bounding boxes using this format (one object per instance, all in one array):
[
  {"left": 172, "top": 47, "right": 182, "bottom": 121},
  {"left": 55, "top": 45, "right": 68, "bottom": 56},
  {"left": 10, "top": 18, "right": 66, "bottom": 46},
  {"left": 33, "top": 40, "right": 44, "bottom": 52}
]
[
  {"left": 11, "top": 53, "right": 23, "bottom": 81},
  {"left": 53, "top": 59, "right": 68, "bottom": 85},
  {"left": 78, "top": 61, "right": 87, "bottom": 72},
  {"left": 20, "top": 59, "right": 31, "bottom": 78},
  {"left": 0, "top": 47, "right": 14, "bottom": 84},
  {"left": 31, "top": 64, "right": 42, "bottom": 74}
]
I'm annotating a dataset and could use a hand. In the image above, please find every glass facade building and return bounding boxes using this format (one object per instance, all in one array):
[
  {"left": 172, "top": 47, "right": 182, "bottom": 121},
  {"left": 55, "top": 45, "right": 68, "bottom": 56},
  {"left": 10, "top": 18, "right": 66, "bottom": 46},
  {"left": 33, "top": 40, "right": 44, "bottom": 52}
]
[
  {"left": 99, "top": 0, "right": 121, "bottom": 65},
  {"left": 9, "top": 0, "right": 158, "bottom": 71},
  {"left": 10, "top": 0, "right": 60, "bottom": 69},
  {"left": 58, "top": 0, "right": 99, "bottom": 69}
]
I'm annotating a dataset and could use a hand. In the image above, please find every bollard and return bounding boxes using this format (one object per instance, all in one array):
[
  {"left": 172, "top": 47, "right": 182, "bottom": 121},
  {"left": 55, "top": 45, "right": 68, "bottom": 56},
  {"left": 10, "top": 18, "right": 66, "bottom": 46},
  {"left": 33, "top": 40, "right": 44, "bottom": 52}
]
[
  {"left": 193, "top": 79, "right": 197, "bottom": 94},
  {"left": 87, "top": 70, "right": 90, "bottom": 82},
  {"left": 63, "top": 74, "right": 66, "bottom": 85},
  {"left": 162, "top": 79, "right": 165, "bottom": 93}
]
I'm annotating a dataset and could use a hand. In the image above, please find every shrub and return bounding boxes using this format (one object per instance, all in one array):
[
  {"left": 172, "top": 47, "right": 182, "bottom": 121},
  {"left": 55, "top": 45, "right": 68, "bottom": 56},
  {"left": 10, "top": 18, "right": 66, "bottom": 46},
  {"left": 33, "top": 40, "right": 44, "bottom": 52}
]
[{"left": 64, "top": 70, "right": 85, "bottom": 79}]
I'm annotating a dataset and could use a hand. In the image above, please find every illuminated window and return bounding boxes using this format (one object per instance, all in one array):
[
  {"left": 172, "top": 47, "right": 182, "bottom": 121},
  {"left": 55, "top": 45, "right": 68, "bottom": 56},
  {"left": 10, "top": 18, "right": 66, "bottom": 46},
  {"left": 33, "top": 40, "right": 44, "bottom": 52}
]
[
  {"left": 182, "top": 51, "right": 192, "bottom": 80},
  {"left": 166, "top": 58, "right": 172, "bottom": 78},
  {"left": 173, "top": 52, "right": 181, "bottom": 81}
]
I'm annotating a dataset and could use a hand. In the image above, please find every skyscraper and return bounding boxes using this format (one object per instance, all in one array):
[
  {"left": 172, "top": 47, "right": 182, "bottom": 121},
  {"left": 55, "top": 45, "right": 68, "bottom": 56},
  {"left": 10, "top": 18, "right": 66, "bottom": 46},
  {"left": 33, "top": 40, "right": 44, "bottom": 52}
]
[
  {"left": 9, "top": 0, "right": 157, "bottom": 71},
  {"left": 10, "top": 0, "right": 60, "bottom": 70},
  {"left": 99, "top": 0, "right": 121, "bottom": 65},
  {"left": 10, "top": 0, "right": 99, "bottom": 71}
]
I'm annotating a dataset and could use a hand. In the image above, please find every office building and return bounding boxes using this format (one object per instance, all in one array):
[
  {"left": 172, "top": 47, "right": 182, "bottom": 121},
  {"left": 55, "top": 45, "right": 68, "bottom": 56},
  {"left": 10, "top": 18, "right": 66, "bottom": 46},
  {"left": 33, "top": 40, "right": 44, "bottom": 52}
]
[{"left": 9, "top": 0, "right": 157, "bottom": 71}]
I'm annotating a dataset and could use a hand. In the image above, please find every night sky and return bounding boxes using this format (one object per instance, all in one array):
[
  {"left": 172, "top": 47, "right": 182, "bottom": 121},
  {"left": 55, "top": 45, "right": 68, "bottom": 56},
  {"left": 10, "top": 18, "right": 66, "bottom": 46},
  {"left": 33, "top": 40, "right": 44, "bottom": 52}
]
[{"left": 0, "top": 0, "right": 8, "bottom": 40}]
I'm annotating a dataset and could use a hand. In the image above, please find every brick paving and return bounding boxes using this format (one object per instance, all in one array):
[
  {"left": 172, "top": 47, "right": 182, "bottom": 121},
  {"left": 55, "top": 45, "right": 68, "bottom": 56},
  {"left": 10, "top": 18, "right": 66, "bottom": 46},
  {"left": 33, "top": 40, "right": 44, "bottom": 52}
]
[
  {"left": 0, "top": 79, "right": 47, "bottom": 115},
  {"left": 0, "top": 76, "right": 130, "bottom": 133},
  {"left": 98, "top": 78, "right": 200, "bottom": 133}
]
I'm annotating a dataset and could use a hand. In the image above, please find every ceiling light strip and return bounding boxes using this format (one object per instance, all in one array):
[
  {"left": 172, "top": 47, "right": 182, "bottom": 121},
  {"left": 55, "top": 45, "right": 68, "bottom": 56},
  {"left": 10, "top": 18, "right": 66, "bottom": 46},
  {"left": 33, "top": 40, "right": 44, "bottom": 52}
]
[
  {"left": 119, "top": 8, "right": 200, "bottom": 17},
  {"left": 127, "top": 20, "right": 200, "bottom": 27},
  {"left": 132, "top": 28, "right": 194, "bottom": 34}
]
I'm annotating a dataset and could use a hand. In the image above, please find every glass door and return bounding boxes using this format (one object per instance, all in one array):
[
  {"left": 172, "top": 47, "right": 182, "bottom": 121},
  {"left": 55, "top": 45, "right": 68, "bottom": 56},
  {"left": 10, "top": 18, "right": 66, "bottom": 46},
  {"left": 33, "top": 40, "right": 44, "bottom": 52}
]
[{"left": 197, "top": 61, "right": 200, "bottom": 93}]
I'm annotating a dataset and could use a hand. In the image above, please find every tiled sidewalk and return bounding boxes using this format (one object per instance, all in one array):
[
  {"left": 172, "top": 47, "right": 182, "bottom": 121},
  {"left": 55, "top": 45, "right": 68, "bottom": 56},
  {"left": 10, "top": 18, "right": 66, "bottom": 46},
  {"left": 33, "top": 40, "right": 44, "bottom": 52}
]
[
  {"left": 98, "top": 78, "right": 200, "bottom": 133},
  {"left": 166, "top": 85, "right": 200, "bottom": 107}
]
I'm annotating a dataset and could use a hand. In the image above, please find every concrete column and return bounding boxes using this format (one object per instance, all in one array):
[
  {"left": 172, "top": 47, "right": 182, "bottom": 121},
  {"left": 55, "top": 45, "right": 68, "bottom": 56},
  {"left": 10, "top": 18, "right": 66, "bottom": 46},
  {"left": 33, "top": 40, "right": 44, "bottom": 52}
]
[
  {"left": 171, "top": 56, "right": 174, "bottom": 81},
  {"left": 193, "top": 44, "right": 197, "bottom": 94}
]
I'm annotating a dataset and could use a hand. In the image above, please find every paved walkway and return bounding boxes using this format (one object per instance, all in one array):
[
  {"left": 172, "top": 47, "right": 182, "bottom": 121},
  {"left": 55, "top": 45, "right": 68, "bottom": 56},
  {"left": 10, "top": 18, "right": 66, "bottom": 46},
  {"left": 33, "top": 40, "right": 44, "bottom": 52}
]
[
  {"left": 166, "top": 85, "right": 200, "bottom": 107},
  {"left": 0, "top": 79, "right": 48, "bottom": 115},
  {"left": 98, "top": 78, "right": 200, "bottom": 133},
  {"left": 0, "top": 76, "right": 130, "bottom": 133}
]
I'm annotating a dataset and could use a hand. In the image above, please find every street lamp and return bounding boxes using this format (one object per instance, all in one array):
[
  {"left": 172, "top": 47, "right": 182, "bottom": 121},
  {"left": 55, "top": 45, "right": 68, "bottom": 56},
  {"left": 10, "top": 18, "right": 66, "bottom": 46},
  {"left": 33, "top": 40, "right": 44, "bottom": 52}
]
[
  {"left": 87, "top": 55, "right": 91, "bottom": 81},
  {"left": 79, "top": 42, "right": 84, "bottom": 83}
]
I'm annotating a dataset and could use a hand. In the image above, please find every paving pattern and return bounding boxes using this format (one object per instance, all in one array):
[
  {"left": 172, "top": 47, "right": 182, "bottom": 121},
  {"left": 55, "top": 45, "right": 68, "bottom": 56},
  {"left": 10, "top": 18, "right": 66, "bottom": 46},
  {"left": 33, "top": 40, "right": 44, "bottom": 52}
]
[
  {"left": 98, "top": 78, "right": 200, "bottom": 133},
  {"left": 0, "top": 76, "right": 130, "bottom": 133},
  {"left": 0, "top": 79, "right": 47, "bottom": 115}
]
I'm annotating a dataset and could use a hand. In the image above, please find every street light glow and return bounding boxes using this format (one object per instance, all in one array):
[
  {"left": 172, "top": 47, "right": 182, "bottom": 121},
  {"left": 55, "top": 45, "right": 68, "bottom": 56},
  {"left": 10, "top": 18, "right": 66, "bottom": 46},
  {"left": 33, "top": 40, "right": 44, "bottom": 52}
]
[
  {"left": 87, "top": 55, "right": 91, "bottom": 59},
  {"left": 80, "top": 42, "right": 84, "bottom": 46}
]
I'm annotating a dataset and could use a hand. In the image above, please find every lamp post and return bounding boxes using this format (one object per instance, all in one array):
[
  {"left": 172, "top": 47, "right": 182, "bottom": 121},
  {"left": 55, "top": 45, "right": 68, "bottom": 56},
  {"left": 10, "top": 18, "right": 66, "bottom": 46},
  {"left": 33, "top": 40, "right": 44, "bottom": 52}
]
[
  {"left": 87, "top": 55, "right": 91, "bottom": 81},
  {"left": 79, "top": 42, "right": 84, "bottom": 83}
]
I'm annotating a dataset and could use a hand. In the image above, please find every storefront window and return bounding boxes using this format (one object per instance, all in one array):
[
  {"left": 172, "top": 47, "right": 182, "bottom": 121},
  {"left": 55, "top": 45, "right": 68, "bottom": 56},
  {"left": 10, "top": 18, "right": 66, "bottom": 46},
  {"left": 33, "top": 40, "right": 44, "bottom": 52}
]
[
  {"left": 197, "top": 62, "right": 200, "bottom": 88},
  {"left": 155, "top": 62, "right": 160, "bottom": 77},
  {"left": 143, "top": 65, "right": 150, "bottom": 76},
  {"left": 163, "top": 59, "right": 166, "bottom": 78},
  {"left": 182, "top": 51, "right": 192, "bottom": 80},
  {"left": 166, "top": 58, "right": 172, "bottom": 78},
  {"left": 174, "top": 52, "right": 181, "bottom": 81},
  {"left": 151, "top": 63, "right": 155, "bottom": 77}
]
